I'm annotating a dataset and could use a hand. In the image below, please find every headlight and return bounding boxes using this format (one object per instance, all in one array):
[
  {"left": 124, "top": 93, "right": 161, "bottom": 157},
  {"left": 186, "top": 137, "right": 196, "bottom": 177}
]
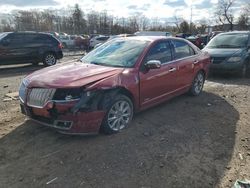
[
  {"left": 227, "top": 56, "right": 242, "bottom": 63},
  {"left": 19, "top": 78, "right": 29, "bottom": 102}
]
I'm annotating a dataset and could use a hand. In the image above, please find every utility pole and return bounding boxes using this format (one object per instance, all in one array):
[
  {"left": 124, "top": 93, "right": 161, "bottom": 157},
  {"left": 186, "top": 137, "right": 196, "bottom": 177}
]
[{"left": 190, "top": 5, "right": 193, "bottom": 34}]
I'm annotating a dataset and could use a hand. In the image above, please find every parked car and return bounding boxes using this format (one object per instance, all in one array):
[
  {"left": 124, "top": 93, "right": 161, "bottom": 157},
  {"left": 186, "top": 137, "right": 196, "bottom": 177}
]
[
  {"left": 59, "top": 35, "right": 76, "bottom": 48},
  {"left": 200, "top": 34, "right": 209, "bottom": 46},
  {"left": 89, "top": 35, "right": 109, "bottom": 48},
  {"left": 203, "top": 31, "right": 250, "bottom": 77},
  {"left": 0, "top": 31, "right": 63, "bottom": 66},
  {"left": 74, "top": 35, "right": 89, "bottom": 49},
  {"left": 19, "top": 36, "right": 211, "bottom": 135},
  {"left": 208, "top": 31, "right": 224, "bottom": 41},
  {"left": 186, "top": 36, "right": 203, "bottom": 49},
  {"left": 46, "top": 31, "right": 60, "bottom": 38},
  {"left": 108, "top": 34, "right": 135, "bottom": 41},
  {"left": 176, "top": 33, "right": 192, "bottom": 38},
  {"left": 135, "top": 31, "right": 172, "bottom": 37}
]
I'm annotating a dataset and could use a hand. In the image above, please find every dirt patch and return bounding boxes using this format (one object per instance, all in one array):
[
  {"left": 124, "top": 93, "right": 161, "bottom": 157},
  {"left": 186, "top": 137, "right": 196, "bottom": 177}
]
[{"left": 0, "top": 61, "right": 249, "bottom": 188}]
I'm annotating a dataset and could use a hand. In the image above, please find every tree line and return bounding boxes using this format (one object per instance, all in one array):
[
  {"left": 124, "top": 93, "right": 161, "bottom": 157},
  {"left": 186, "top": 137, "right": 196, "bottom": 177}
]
[{"left": 1, "top": 1, "right": 250, "bottom": 35}]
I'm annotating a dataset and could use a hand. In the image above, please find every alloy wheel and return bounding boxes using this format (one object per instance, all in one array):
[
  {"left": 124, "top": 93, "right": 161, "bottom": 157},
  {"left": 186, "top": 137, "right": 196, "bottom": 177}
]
[
  {"left": 194, "top": 73, "right": 204, "bottom": 94},
  {"left": 107, "top": 100, "right": 132, "bottom": 131},
  {"left": 45, "top": 54, "right": 56, "bottom": 66}
]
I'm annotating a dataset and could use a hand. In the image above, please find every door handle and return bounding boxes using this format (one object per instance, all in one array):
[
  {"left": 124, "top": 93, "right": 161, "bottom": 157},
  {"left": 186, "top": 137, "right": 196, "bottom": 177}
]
[
  {"left": 169, "top": 67, "right": 177, "bottom": 72},
  {"left": 193, "top": 60, "right": 199, "bottom": 64}
]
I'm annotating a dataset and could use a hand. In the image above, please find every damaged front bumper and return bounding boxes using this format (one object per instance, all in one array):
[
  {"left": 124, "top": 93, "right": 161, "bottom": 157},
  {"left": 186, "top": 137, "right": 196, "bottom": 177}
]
[{"left": 20, "top": 98, "right": 106, "bottom": 134}]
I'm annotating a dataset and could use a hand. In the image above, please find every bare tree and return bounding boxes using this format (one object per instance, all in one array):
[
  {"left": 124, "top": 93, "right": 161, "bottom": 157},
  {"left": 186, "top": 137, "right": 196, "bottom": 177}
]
[
  {"left": 173, "top": 15, "right": 182, "bottom": 32},
  {"left": 128, "top": 16, "right": 139, "bottom": 33},
  {"left": 238, "top": 14, "right": 249, "bottom": 30},
  {"left": 139, "top": 15, "right": 149, "bottom": 31},
  {"left": 179, "top": 20, "right": 189, "bottom": 33},
  {"left": 215, "top": 0, "right": 235, "bottom": 31}
]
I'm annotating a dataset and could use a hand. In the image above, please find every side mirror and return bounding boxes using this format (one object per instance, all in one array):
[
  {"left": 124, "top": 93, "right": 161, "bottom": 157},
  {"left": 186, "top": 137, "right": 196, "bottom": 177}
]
[{"left": 145, "top": 60, "right": 161, "bottom": 69}]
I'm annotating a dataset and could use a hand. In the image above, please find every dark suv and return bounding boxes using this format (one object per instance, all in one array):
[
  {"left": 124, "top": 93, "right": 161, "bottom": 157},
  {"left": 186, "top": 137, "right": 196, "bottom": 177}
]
[{"left": 0, "top": 32, "right": 63, "bottom": 66}]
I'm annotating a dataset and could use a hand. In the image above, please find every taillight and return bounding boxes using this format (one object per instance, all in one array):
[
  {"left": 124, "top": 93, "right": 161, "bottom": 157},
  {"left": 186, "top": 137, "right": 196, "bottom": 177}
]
[{"left": 58, "top": 43, "right": 63, "bottom": 49}]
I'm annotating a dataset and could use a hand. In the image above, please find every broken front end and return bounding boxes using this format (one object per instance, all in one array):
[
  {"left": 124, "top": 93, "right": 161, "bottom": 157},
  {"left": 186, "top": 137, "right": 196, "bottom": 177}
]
[{"left": 19, "top": 81, "right": 107, "bottom": 134}]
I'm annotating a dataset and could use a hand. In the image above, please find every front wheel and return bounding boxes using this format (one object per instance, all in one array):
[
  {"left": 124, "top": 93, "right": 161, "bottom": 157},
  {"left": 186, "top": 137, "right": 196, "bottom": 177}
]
[
  {"left": 101, "top": 94, "right": 133, "bottom": 134},
  {"left": 43, "top": 53, "right": 57, "bottom": 66},
  {"left": 189, "top": 71, "right": 205, "bottom": 96}
]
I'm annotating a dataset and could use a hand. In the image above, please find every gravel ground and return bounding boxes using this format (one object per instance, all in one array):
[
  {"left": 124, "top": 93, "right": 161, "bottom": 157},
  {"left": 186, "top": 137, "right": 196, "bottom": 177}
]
[{"left": 0, "top": 57, "right": 249, "bottom": 188}]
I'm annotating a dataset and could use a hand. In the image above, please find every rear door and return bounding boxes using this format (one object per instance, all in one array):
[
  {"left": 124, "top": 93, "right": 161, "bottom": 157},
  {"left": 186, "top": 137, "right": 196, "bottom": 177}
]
[
  {"left": 21, "top": 33, "right": 38, "bottom": 61},
  {"left": 170, "top": 40, "right": 198, "bottom": 89},
  {"left": 0, "top": 33, "right": 26, "bottom": 64},
  {"left": 0, "top": 33, "right": 9, "bottom": 64},
  {"left": 139, "top": 40, "right": 178, "bottom": 109}
]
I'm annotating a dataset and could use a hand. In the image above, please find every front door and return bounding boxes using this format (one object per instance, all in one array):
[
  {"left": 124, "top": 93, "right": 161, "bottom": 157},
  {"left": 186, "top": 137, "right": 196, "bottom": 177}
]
[
  {"left": 139, "top": 40, "right": 178, "bottom": 109},
  {"left": 1, "top": 33, "right": 27, "bottom": 64}
]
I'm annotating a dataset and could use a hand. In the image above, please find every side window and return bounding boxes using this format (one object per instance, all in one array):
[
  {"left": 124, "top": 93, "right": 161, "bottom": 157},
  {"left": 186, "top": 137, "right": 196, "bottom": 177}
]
[
  {"left": 146, "top": 41, "right": 172, "bottom": 64},
  {"left": 172, "top": 40, "right": 195, "bottom": 59},
  {"left": 34, "top": 34, "right": 57, "bottom": 44},
  {"left": 8, "top": 34, "right": 25, "bottom": 45}
]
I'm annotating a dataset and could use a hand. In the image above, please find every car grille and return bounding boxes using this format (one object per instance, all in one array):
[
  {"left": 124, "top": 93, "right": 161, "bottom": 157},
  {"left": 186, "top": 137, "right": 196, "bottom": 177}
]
[
  {"left": 212, "top": 57, "right": 227, "bottom": 64},
  {"left": 27, "top": 88, "right": 56, "bottom": 108}
]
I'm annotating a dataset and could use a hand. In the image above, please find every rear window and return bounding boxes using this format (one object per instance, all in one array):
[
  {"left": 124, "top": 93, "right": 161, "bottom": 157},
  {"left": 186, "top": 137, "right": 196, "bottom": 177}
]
[
  {"left": 7, "top": 33, "right": 25, "bottom": 44},
  {"left": 35, "top": 34, "right": 59, "bottom": 44}
]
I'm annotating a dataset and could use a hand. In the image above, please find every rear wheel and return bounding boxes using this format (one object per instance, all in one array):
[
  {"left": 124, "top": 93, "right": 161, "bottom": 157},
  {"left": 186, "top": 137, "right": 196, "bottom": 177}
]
[
  {"left": 101, "top": 94, "right": 133, "bottom": 134},
  {"left": 189, "top": 71, "right": 205, "bottom": 96},
  {"left": 43, "top": 53, "right": 57, "bottom": 66}
]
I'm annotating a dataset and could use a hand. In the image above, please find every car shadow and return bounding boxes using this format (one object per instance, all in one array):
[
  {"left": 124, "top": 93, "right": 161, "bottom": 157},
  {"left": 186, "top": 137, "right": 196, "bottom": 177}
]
[
  {"left": 0, "top": 91, "right": 239, "bottom": 188},
  {"left": 208, "top": 73, "right": 250, "bottom": 86}
]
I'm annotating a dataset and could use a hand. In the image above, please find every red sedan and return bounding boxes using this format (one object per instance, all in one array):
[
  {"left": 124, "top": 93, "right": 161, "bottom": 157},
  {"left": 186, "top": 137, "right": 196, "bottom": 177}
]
[{"left": 19, "top": 36, "right": 211, "bottom": 134}]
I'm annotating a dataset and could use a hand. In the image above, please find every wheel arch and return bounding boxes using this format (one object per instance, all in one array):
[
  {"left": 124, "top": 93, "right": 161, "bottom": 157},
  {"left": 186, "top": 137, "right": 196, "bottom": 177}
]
[{"left": 101, "top": 86, "right": 136, "bottom": 111}]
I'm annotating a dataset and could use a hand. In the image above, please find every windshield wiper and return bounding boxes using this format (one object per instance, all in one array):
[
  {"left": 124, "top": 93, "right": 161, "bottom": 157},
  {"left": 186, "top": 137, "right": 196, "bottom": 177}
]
[{"left": 90, "top": 61, "right": 102, "bottom": 65}]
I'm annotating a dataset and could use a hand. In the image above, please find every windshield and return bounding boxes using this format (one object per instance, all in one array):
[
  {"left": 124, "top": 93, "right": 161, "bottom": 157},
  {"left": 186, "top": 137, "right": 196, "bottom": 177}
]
[
  {"left": 206, "top": 34, "right": 249, "bottom": 49},
  {"left": 0, "top": 33, "right": 8, "bottom": 40},
  {"left": 81, "top": 38, "right": 149, "bottom": 68}
]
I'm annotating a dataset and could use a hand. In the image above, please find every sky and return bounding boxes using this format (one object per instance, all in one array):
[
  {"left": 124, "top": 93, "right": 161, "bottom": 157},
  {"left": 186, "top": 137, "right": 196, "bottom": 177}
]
[{"left": 0, "top": 0, "right": 248, "bottom": 23}]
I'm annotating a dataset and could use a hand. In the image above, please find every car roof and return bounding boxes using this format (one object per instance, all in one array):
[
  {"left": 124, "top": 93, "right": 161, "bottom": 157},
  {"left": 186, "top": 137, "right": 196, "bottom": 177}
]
[
  {"left": 8, "top": 31, "right": 52, "bottom": 36},
  {"left": 122, "top": 36, "right": 186, "bottom": 42},
  {"left": 220, "top": 31, "right": 250, "bottom": 35}
]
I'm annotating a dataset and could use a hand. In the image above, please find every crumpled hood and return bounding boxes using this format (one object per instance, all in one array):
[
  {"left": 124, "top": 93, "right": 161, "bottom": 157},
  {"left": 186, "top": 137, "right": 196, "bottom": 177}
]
[
  {"left": 25, "top": 62, "right": 124, "bottom": 88},
  {"left": 203, "top": 48, "right": 244, "bottom": 58}
]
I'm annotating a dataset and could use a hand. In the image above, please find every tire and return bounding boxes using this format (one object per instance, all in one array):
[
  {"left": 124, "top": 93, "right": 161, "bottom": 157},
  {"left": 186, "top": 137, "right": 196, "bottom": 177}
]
[
  {"left": 189, "top": 71, "right": 205, "bottom": 96},
  {"left": 43, "top": 52, "right": 57, "bottom": 66},
  {"left": 101, "top": 94, "right": 134, "bottom": 134}
]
